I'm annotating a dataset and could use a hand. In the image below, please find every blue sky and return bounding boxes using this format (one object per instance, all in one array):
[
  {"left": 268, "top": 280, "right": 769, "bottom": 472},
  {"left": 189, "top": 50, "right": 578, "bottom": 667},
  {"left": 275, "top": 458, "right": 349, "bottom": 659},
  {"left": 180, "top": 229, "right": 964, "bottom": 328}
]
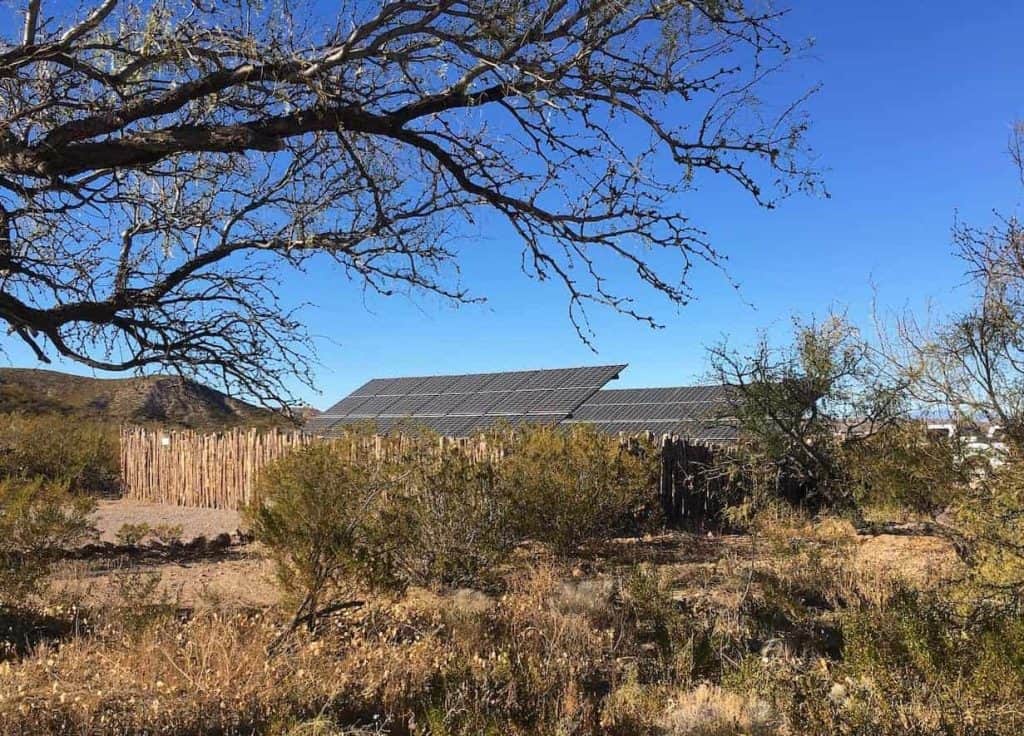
[{"left": 3, "top": 1, "right": 1023, "bottom": 407}]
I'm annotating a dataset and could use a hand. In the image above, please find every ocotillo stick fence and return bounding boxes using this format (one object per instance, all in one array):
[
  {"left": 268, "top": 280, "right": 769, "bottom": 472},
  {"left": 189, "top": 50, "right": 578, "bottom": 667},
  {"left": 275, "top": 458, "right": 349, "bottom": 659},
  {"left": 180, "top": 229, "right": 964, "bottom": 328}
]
[
  {"left": 120, "top": 426, "right": 516, "bottom": 510},
  {"left": 120, "top": 426, "right": 728, "bottom": 521}
]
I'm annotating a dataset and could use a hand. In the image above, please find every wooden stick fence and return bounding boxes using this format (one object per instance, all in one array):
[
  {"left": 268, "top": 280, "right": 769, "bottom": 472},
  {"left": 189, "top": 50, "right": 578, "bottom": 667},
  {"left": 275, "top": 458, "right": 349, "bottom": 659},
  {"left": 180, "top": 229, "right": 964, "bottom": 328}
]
[
  {"left": 120, "top": 426, "right": 512, "bottom": 509},
  {"left": 121, "top": 426, "right": 729, "bottom": 519}
]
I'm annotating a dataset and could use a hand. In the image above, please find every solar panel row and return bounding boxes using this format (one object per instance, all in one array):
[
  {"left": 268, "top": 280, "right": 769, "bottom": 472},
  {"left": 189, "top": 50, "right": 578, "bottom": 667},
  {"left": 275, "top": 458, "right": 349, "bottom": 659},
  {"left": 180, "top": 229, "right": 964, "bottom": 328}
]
[
  {"left": 564, "top": 386, "right": 737, "bottom": 442},
  {"left": 319, "top": 413, "right": 565, "bottom": 438},
  {"left": 306, "top": 370, "right": 740, "bottom": 444},
  {"left": 563, "top": 420, "right": 739, "bottom": 441},
  {"left": 344, "top": 365, "right": 625, "bottom": 400},
  {"left": 310, "top": 365, "right": 626, "bottom": 436},
  {"left": 578, "top": 386, "right": 734, "bottom": 406}
]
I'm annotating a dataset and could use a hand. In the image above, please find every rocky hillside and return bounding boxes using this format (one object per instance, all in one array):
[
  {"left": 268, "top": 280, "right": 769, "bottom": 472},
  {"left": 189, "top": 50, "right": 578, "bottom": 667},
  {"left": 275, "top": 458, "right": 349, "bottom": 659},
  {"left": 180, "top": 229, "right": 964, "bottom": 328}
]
[{"left": 0, "top": 368, "right": 291, "bottom": 429}]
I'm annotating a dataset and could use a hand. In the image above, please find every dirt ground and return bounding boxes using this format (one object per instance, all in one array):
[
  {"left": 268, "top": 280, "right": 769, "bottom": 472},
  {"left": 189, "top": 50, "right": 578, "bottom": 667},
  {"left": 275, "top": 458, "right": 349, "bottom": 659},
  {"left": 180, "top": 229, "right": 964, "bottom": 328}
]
[
  {"left": 91, "top": 499, "right": 244, "bottom": 543},
  {"left": 49, "top": 500, "right": 276, "bottom": 609},
  {"left": 50, "top": 499, "right": 962, "bottom": 612}
]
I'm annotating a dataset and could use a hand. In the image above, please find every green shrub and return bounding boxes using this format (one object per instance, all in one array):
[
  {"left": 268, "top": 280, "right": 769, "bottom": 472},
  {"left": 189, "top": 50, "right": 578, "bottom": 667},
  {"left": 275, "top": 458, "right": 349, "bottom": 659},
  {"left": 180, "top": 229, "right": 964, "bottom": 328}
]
[
  {"left": 788, "top": 589, "right": 1024, "bottom": 735},
  {"left": 247, "top": 442, "right": 409, "bottom": 631},
  {"left": 0, "top": 477, "right": 96, "bottom": 608},
  {"left": 499, "top": 424, "right": 659, "bottom": 553},
  {"left": 842, "top": 423, "right": 965, "bottom": 517},
  {"left": 250, "top": 425, "right": 662, "bottom": 637},
  {"left": 115, "top": 522, "right": 151, "bottom": 546},
  {"left": 951, "top": 459, "right": 1024, "bottom": 602},
  {"left": 0, "top": 413, "right": 119, "bottom": 493},
  {"left": 403, "top": 448, "right": 513, "bottom": 586}
]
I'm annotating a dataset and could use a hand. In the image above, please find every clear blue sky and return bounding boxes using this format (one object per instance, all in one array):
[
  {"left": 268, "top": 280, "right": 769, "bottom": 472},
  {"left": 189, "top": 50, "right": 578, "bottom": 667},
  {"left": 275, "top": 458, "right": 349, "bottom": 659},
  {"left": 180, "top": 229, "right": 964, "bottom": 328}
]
[{"left": 2, "top": 1, "right": 1022, "bottom": 407}]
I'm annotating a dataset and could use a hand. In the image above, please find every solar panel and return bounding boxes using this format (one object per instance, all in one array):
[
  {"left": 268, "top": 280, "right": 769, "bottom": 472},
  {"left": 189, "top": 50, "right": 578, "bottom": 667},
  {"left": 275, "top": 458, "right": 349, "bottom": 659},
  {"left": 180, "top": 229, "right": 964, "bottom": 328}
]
[
  {"left": 306, "top": 364, "right": 625, "bottom": 438},
  {"left": 378, "top": 393, "right": 440, "bottom": 416},
  {"left": 448, "top": 391, "right": 508, "bottom": 415},
  {"left": 346, "top": 395, "right": 402, "bottom": 415},
  {"left": 414, "top": 392, "right": 474, "bottom": 416},
  {"left": 411, "top": 374, "right": 461, "bottom": 394},
  {"left": 482, "top": 370, "right": 536, "bottom": 391},
  {"left": 566, "top": 386, "right": 737, "bottom": 443},
  {"left": 348, "top": 378, "right": 395, "bottom": 397}
]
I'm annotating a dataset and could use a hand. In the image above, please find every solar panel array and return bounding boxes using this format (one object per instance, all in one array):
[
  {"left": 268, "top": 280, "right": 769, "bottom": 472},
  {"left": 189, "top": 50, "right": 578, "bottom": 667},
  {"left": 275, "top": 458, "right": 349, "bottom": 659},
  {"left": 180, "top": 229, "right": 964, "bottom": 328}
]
[
  {"left": 305, "top": 365, "right": 626, "bottom": 437},
  {"left": 564, "top": 386, "right": 739, "bottom": 441}
]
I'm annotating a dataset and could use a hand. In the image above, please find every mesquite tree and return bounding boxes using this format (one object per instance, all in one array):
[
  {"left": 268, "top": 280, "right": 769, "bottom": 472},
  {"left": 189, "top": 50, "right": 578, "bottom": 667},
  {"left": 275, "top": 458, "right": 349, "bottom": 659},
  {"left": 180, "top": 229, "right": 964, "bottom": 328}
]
[{"left": 0, "top": 0, "right": 818, "bottom": 403}]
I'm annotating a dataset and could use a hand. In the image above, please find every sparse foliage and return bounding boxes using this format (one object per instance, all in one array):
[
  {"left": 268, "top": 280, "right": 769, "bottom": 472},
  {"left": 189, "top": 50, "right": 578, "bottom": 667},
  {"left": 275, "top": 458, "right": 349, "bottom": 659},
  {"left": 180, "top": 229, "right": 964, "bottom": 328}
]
[
  {"left": 882, "top": 122, "right": 1024, "bottom": 451},
  {"left": 114, "top": 522, "right": 151, "bottom": 546},
  {"left": 874, "top": 121, "right": 1024, "bottom": 600},
  {"left": 402, "top": 447, "right": 513, "bottom": 587},
  {"left": 709, "top": 315, "right": 906, "bottom": 508},
  {"left": 0, "top": 0, "right": 818, "bottom": 404}
]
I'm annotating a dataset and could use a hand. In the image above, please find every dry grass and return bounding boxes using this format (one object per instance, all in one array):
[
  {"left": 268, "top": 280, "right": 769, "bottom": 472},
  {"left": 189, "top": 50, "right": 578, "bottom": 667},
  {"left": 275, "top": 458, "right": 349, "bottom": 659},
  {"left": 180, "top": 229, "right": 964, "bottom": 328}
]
[
  {"left": 0, "top": 515, "right": 973, "bottom": 736},
  {"left": 658, "top": 684, "right": 779, "bottom": 736}
]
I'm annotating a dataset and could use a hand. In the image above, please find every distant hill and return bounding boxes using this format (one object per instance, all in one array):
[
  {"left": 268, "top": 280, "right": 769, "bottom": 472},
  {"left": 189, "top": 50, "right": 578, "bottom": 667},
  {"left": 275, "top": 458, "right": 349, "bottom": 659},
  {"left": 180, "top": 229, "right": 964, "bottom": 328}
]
[{"left": 0, "top": 368, "right": 293, "bottom": 429}]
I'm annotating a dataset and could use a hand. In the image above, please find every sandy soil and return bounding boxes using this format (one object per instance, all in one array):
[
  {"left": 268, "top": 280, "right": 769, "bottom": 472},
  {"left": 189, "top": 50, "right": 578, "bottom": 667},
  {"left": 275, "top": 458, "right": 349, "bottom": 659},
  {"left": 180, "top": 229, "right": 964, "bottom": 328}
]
[
  {"left": 47, "top": 500, "right": 276, "bottom": 609},
  {"left": 53, "top": 554, "right": 280, "bottom": 609},
  {"left": 91, "top": 499, "right": 244, "bottom": 543}
]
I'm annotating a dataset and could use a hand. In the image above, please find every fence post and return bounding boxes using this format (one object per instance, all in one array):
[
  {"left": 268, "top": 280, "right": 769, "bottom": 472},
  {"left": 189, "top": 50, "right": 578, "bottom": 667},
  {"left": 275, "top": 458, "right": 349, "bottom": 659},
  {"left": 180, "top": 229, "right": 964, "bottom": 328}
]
[{"left": 660, "top": 435, "right": 675, "bottom": 523}]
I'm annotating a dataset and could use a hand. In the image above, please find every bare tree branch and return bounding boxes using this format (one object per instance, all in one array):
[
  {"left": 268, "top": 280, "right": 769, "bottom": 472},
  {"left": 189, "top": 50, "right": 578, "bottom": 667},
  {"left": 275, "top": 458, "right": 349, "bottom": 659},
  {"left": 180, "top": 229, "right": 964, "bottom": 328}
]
[{"left": 0, "top": 0, "right": 820, "bottom": 404}]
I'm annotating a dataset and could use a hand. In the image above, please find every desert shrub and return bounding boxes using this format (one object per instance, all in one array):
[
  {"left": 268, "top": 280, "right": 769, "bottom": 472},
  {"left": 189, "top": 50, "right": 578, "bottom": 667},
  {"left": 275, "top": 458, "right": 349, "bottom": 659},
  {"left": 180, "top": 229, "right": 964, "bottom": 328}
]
[
  {"left": 253, "top": 425, "right": 662, "bottom": 634},
  {"left": 788, "top": 589, "right": 1024, "bottom": 735},
  {"left": 709, "top": 317, "right": 899, "bottom": 510},
  {"left": 658, "top": 683, "right": 780, "bottom": 736},
  {"left": 247, "top": 442, "right": 410, "bottom": 631},
  {"left": 621, "top": 564, "right": 730, "bottom": 684},
  {"left": 0, "top": 477, "right": 95, "bottom": 608},
  {"left": 150, "top": 523, "right": 184, "bottom": 545},
  {"left": 0, "top": 413, "right": 119, "bottom": 493},
  {"left": 115, "top": 521, "right": 151, "bottom": 545},
  {"left": 949, "top": 458, "right": 1024, "bottom": 602},
  {"left": 842, "top": 423, "right": 966, "bottom": 517},
  {"left": 402, "top": 448, "right": 513, "bottom": 586},
  {"left": 498, "top": 423, "right": 659, "bottom": 553}
]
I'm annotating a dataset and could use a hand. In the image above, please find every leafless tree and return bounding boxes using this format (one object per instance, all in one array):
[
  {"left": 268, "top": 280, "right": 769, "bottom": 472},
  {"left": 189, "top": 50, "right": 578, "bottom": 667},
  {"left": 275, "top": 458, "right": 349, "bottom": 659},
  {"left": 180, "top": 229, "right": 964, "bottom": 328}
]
[
  {"left": 0, "top": 0, "right": 819, "bottom": 404},
  {"left": 882, "top": 123, "right": 1024, "bottom": 451}
]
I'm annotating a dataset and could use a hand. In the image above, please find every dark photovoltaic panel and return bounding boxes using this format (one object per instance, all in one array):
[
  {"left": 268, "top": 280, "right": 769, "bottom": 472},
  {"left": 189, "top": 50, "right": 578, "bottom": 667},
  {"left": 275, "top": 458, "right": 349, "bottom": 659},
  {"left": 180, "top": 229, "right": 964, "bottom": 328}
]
[
  {"left": 308, "top": 364, "right": 626, "bottom": 437},
  {"left": 309, "top": 369, "right": 740, "bottom": 443},
  {"left": 564, "top": 386, "right": 738, "bottom": 442}
]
